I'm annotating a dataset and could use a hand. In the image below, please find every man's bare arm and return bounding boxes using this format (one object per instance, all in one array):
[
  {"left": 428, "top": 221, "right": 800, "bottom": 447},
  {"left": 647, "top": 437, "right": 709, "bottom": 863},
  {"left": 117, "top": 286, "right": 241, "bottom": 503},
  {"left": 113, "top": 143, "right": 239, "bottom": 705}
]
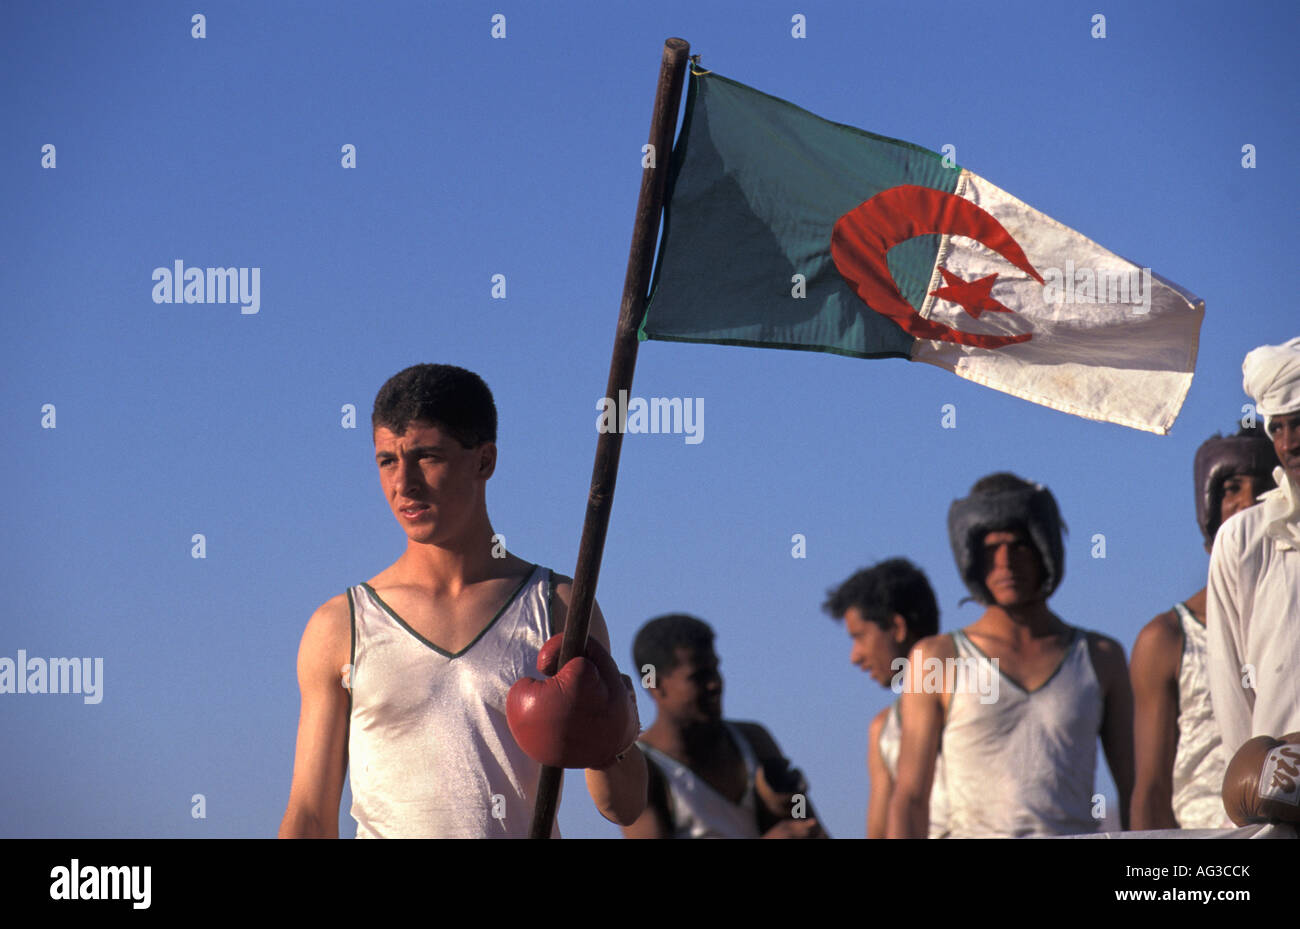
[
  {"left": 551, "top": 580, "right": 648, "bottom": 827},
  {"left": 887, "top": 635, "right": 950, "bottom": 838},
  {"left": 619, "top": 752, "right": 672, "bottom": 838},
  {"left": 1091, "top": 632, "right": 1135, "bottom": 831},
  {"left": 866, "top": 706, "right": 893, "bottom": 839},
  {"left": 279, "top": 596, "right": 352, "bottom": 838},
  {"left": 734, "top": 721, "right": 827, "bottom": 838},
  {"left": 1129, "top": 614, "right": 1181, "bottom": 830}
]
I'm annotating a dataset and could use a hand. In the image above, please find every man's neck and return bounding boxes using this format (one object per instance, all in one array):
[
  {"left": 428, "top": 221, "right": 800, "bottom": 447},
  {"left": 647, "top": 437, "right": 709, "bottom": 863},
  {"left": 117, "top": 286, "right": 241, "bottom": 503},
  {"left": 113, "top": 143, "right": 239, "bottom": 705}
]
[
  {"left": 973, "top": 600, "right": 1064, "bottom": 640},
  {"left": 388, "top": 522, "right": 525, "bottom": 593}
]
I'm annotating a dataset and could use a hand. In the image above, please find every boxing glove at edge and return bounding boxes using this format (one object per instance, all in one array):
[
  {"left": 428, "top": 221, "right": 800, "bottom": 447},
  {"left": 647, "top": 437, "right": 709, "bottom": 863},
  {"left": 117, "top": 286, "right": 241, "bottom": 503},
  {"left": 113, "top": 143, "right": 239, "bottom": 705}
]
[
  {"left": 506, "top": 634, "right": 640, "bottom": 770},
  {"left": 1222, "top": 731, "right": 1300, "bottom": 826}
]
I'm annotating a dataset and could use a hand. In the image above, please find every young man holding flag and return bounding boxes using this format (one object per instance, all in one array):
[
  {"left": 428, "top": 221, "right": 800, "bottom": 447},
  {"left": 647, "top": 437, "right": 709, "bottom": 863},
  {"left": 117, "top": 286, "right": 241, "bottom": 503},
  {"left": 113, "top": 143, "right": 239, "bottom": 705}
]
[{"left": 278, "top": 364, "right": 646, "bottom": 838}]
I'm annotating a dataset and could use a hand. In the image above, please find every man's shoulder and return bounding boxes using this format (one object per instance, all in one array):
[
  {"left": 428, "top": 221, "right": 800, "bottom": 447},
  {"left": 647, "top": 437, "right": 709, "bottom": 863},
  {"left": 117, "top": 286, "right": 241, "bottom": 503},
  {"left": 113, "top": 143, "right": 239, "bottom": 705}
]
[
  {"left": 547, "top": 569, "right": 571, "bottom": 589},
  {"left": 1073, "top": 626, "right": 1128, "bottom": 684},
  {"left": 729, "top": 719, "right": 774, "bottom": 744},
  {"left": 728, "top": 720, "right": 785, "bottom": 761},
  {"left": 1208, "top": 505, "right": 1275, "bottom": 594},
  {"left": 913, "top": 631, "right": 958, "bottom": 660},
  {"left": 1224, "top": 502, "right": 1269, "bottom": 535},
  {"left": 1077, "top": 626, "right": 1124, "bottom": 653},
  {"left": 1216, "top": 501, "right": 1270, "bottom": 553},
  {"left": 1136, "top": 608, "right": 1183, "bottom": 648},
  {"left": 545, "top": 570, "right": 571, "bottom": 608},
  {"left": 297, "top": 593, "right": 353, "bottom": 672},
  {"left": 308, "top": 592, "right": 353, "bottom": 633},
  {"left": 1131, "top": 609, "right": 1183, "bottom": 680},
  {"left": 506, "top": 560, "right": 550, "bottom": 597}
]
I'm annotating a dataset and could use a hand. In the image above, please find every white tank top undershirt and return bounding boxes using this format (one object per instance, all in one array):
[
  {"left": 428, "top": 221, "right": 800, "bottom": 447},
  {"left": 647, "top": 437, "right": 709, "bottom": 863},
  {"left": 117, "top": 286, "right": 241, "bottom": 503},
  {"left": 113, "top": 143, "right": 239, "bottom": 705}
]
[
  {"left": 942, "top": 627, "right": 1103, "bottom": 837},
  {"left": 638, "top": 722, "right": 762, "bottom": 838},
  {"left": 346, "top": 564, "right": 558, "bottom": 838},
  {"left": 1170, "top": 602, "right": 1231, "bottom": 829}
]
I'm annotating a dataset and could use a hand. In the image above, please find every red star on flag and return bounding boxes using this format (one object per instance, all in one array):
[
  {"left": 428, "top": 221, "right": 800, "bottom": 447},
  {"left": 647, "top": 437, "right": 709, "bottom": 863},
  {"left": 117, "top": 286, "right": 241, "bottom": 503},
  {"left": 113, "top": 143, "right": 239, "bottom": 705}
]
[{"left": 928, "top": 267, "right": 1015, "bottom": 319}]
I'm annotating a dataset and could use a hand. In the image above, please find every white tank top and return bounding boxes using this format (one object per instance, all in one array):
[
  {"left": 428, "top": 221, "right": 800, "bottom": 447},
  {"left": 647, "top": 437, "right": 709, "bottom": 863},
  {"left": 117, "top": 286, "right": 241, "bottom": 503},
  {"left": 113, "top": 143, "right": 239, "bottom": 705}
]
[
  {"left": 347, "top": 564, "right": 558, "bottom": 838},
  {"left": 879, "top": 700, "right": 950, "bottom": 837},
  {"left": 637, "top": 722, "right": 762, "bottom": 838},
  {"left": 1171, "top": 603, "right": 1231, "bottom": 828},
  {"left": 942, "top": 627, "right": 1102, "bottom": 837}
]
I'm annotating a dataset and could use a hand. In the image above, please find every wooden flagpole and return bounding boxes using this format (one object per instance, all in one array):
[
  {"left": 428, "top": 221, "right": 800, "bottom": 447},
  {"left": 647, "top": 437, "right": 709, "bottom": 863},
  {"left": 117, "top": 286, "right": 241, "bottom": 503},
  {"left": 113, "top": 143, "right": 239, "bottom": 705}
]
[{"left": 528, "top": 36, "right": 691, "bottom": 839}]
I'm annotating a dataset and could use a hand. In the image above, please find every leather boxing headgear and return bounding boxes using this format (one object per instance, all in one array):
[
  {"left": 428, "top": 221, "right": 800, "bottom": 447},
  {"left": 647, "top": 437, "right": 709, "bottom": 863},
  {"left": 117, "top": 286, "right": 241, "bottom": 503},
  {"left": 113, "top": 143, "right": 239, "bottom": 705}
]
[
  {"left": 1193, "top": 428, "right": 1277, "bottom": 546},
  {"left": 948, "top": 475, "right": 1065, "bottom": 605}
]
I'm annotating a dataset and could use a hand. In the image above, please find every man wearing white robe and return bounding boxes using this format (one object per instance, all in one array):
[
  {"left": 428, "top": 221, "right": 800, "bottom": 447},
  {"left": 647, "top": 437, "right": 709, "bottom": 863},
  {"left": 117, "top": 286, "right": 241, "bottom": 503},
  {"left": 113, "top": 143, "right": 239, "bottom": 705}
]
[{"left": 1207, "top": 337, "right": 1300, "bottom": 757}]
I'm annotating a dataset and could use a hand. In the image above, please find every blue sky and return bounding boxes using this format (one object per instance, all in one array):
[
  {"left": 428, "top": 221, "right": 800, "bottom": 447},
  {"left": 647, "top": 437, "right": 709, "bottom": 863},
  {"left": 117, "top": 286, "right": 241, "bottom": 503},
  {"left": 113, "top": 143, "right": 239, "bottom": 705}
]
[{"left": 1, "top": 0, "right": 1295, "bottom": 839}]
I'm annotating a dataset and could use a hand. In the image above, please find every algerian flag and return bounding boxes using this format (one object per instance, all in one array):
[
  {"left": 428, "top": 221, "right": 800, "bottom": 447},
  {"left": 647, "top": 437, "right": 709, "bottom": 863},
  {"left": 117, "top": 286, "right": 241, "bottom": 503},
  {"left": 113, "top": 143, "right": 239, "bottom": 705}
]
[{"left": 640, "top": 69, "right": 1204, "bottom": 434}]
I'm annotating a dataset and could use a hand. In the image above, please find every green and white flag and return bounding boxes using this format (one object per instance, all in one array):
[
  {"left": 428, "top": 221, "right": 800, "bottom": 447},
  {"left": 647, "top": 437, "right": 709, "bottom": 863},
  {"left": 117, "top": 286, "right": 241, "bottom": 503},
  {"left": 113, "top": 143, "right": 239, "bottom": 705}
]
[{"left": 640, "top": 69, "right": 1204, "bottom": 434}]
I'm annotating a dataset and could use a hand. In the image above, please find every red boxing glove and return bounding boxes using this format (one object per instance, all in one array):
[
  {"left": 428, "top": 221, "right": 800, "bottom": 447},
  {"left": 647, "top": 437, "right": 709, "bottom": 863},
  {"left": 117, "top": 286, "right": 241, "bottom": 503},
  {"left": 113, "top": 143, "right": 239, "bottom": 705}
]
[
  {"left": 507, "top": 634, "right": 640, "bottom": 770},
  {"left": 1222, "top": 732, "right": 1300, "bottom": 826}
]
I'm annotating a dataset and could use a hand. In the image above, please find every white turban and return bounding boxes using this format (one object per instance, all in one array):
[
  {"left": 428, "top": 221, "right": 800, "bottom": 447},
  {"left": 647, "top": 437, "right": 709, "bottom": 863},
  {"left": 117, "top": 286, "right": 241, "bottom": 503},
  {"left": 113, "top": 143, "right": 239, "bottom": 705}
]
[{"left": 1242, "top": 336, "right": 1300, "bottom": 425}]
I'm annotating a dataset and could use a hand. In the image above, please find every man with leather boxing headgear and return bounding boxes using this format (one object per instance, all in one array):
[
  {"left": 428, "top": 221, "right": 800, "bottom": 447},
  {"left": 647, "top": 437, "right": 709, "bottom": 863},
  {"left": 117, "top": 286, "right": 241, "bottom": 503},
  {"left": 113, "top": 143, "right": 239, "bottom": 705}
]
[
  {"left": 887, "top": 473, "right": 1134, "bottom": 837},
  {"left": 279, "top": 364, "right": 645, "bottom": 838},
  {"left": 1130, "top": 424, "right": 1276, "bottom": 829}
]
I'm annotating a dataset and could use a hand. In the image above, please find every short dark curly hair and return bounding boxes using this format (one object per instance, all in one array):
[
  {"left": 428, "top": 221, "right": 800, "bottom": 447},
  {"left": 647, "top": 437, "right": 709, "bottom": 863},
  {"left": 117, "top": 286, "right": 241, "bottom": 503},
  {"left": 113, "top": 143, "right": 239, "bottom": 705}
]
[
  {"left": 632, "top": 614, "right": 716, "bottom": 679},
  {"left": 371, "top": 364, "right": 497, "bottom": 448},
  {"left": 822, "top": 557, "right": 939, "bottom": 639}
]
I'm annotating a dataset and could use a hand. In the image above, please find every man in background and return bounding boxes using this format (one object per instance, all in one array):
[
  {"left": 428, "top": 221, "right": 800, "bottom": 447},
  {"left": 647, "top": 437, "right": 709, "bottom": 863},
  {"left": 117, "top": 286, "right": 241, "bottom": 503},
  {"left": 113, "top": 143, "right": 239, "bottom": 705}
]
[
  {"left": 824, "top": 557, "right": 948, "bottom": 837},
  {"left": 889, "top": 473, "right": 1133, "bottom": 837},
  {"left": 1208, "top": 337, "right": 1300, "bottom": 758},
  {"left": 621, "top": 614, "right": 825, "bottom": 838},
  {"left": 1130, "top": 423, "right": 1276, "bottom": 829}
]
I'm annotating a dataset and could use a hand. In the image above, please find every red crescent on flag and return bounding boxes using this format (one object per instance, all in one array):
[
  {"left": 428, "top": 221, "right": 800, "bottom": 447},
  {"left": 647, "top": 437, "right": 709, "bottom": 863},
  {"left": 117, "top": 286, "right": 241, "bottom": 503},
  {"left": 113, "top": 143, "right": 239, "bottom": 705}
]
[{"left": 831, "top": 185, "right": 1043, "bottom": 349}]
